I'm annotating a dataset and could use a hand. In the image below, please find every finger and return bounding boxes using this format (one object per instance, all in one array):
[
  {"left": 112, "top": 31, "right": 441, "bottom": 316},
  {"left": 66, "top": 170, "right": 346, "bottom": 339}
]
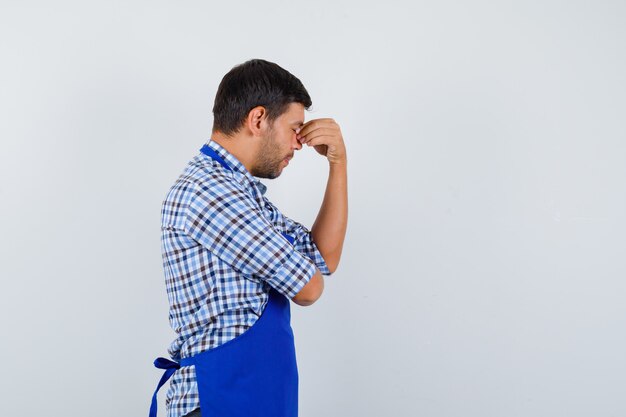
[
  {"left": 297, "top": 119, "right": 336, "bottom": 138},
  {"left": 295, "top": 120, "right": 316, "bottom": 134},
  {"left": 297, "top": 122, "right": 321, "bottom": 138},
  {"left": 306, "top": 136, "right": 330, "bottom": 148},
  {"left": 299, "top": 125, "right": 338, "bottom": 141},
  {"left": 299, "top": 128, "right": 337, "bottom": 144}
]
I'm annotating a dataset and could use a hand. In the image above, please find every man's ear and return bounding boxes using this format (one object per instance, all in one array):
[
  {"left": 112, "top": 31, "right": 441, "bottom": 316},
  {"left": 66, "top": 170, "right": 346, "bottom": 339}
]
[{"left": 246, "top": 106, "right": 268, "bottom": 138}]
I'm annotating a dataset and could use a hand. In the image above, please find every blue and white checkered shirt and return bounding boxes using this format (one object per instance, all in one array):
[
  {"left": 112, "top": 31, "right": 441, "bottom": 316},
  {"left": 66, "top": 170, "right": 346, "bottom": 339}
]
[{"left": 161, "top": 140, "right": 330, "bottom": 417}]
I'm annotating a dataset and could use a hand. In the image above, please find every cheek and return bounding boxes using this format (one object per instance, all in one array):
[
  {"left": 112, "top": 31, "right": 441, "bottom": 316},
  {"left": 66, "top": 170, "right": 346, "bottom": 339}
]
[{"left": 281, "top": 131, "right": 293, "bottom": 146}]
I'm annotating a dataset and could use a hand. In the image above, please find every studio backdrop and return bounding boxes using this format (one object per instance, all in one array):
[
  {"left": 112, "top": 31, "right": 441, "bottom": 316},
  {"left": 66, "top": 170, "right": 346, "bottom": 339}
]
[{"left": 1, "top": 1, "right": 625, "bottom": 416}]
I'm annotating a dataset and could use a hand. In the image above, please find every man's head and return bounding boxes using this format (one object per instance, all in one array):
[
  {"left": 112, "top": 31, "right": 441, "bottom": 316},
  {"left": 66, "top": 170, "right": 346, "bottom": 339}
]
[
  {"left": 211, "top": 59, "right": 312, "bottom": 179},
  {"left": 212, "top": 59, "right": 312, "bottom": 137}
]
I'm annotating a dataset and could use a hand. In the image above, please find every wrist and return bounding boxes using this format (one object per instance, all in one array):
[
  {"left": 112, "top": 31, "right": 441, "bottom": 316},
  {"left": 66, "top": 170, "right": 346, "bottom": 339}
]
[{"left": 328, "top": 157, "right": 347, "bottom": 167}]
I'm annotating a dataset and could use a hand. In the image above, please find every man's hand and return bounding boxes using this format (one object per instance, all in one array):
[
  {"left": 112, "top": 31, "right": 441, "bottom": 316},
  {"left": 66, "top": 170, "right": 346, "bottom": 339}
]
[{"left": 296, "top": 118, "right": 346, "bottom": 165}]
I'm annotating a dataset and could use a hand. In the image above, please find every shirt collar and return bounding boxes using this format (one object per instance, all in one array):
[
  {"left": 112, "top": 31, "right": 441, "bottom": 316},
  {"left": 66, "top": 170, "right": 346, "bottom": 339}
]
[{"left": 204, "top": 140, "right": 267, "bottom": 196}]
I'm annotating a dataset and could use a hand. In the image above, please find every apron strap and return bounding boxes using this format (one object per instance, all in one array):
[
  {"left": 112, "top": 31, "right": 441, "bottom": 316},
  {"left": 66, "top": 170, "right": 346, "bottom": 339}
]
[
  {"left": 282, "top": 232, "right": 295, "bottom": 245},
  {"left": 149, "top": 357, "right": 181, "bottom": 417},
  {"left": 200, "top": 144, "right": 232, "bottom": 171}
]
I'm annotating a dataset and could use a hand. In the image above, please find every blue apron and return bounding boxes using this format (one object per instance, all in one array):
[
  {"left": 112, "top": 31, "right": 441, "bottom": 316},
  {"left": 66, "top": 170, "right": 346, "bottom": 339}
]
[{"left": 149, "top": 144, "right": 299, "bottom": 417}]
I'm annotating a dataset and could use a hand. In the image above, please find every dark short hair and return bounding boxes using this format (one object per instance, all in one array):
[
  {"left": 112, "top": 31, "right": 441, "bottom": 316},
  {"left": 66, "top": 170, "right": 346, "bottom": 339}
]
[{"left": 212, "top": 59, "right": 312, "bottom": 136}]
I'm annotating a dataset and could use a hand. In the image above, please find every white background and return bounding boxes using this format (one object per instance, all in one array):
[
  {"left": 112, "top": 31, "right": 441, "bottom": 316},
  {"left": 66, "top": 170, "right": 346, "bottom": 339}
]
[{"left": 1, "top": 1, "right": 625, "bottom": 416}]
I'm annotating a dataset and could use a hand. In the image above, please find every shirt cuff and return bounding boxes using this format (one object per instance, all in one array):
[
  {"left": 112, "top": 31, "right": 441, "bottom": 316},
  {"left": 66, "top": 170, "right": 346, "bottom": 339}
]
[
  {"left": 294, "top": 234, "right": 331, "bottom": 276},
  {"left": 266, "top": 248, "right": 317, "bottom": 300}
]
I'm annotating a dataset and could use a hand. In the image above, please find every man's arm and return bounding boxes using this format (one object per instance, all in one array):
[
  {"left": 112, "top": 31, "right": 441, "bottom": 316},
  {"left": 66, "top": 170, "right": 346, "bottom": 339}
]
[
  {"left": 296, "top": 118, "right": 348, "bottom": 274},
  {"left": 260, "top": 186, "right": 334, "bottom": 306},
  {"left": 260, "top": 195, "right": 331, "bottom": 275},
  {"left": 310, "top": 161, "right": 347, "bottom": 273},
  {"left": 184, "top": 173, "right": 319, "bottom": 301}
]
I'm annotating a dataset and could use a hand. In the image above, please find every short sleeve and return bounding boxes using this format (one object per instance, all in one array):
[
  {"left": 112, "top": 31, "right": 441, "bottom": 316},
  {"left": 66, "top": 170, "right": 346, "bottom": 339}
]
[
  {"left": 184, "top": 175, "right": 316, "bottom": 299},
  {"left": 262, "top": 198, "right": 331, "bottom": 276}
]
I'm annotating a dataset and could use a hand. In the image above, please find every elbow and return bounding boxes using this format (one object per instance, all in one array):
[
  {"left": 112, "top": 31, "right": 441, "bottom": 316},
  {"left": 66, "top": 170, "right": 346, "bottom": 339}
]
[
  {"left": 292, "top": 293, "right": 321, "bottom": 307},
  {"left": 292, "top": 270, "right": 324, "bottom": 306},
  {"left": 292, "top": 297, "right": 316, "bottom": 307}
]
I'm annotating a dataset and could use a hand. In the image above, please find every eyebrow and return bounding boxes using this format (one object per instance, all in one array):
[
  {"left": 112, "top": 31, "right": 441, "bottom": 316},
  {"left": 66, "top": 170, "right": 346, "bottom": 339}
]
[{"left": 291, "top": 120, "right": 304, "bottom": 127}]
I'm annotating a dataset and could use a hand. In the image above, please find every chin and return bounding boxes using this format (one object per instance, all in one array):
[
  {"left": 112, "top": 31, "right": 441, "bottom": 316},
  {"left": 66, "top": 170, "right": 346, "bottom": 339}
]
[
  {"left": 256, "top": 170, "right": 281, "bottom": 180},
  {"left": 252, "top": 162, "right": 283, "bottom": 179}
]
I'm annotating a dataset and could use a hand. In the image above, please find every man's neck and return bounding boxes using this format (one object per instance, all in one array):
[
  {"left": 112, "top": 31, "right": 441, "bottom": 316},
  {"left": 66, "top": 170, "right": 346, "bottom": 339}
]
[{"left": 210, "top": 131, "right": 257, "bottom": 173}]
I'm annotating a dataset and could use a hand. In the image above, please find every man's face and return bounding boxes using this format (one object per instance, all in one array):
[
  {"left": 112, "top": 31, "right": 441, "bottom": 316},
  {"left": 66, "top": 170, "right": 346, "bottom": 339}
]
[{"left": 252, "top": 102, "right": 304, "bottom": 179}]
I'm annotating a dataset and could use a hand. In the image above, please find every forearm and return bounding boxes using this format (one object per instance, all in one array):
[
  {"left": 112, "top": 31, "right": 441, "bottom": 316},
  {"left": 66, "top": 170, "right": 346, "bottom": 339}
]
[{"left": 311, "top": 161, "right": 348, "bottom": 273}]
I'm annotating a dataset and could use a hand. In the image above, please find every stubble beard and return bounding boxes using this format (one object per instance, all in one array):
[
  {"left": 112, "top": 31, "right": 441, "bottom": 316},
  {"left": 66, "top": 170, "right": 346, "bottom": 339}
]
[{"left": 251, "top": 126, "right": 285, "bottom": 179}]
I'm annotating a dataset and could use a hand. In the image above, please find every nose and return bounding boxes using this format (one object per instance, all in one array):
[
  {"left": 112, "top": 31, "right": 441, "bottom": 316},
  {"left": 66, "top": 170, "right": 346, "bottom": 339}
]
[{"left": 293, "top": 132, "right": 303, "bottom": 150}]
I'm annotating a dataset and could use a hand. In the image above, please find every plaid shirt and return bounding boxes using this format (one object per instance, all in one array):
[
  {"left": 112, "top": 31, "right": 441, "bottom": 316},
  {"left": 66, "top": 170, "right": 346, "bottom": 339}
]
[{"left": 160, "top": 140, "right": 330, "bottom": 417}]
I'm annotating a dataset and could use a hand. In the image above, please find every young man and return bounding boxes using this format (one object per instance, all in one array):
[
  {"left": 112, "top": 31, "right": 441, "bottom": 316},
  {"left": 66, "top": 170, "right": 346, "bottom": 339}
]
[{"left": 149, "top": 59, "right": 348, "bottom": 417}]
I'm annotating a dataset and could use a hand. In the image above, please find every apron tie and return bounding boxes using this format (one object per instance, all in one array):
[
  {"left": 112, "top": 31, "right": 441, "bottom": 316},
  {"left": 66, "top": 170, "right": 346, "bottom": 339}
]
[{"left": 149, "top": 357, "right": 180, "bottom": 417}]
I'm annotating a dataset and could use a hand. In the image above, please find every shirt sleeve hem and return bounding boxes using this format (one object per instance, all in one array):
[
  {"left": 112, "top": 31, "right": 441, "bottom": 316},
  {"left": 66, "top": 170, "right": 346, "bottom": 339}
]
[{"left": 269, "top": 250, "right": 317, "bottom": 300}]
